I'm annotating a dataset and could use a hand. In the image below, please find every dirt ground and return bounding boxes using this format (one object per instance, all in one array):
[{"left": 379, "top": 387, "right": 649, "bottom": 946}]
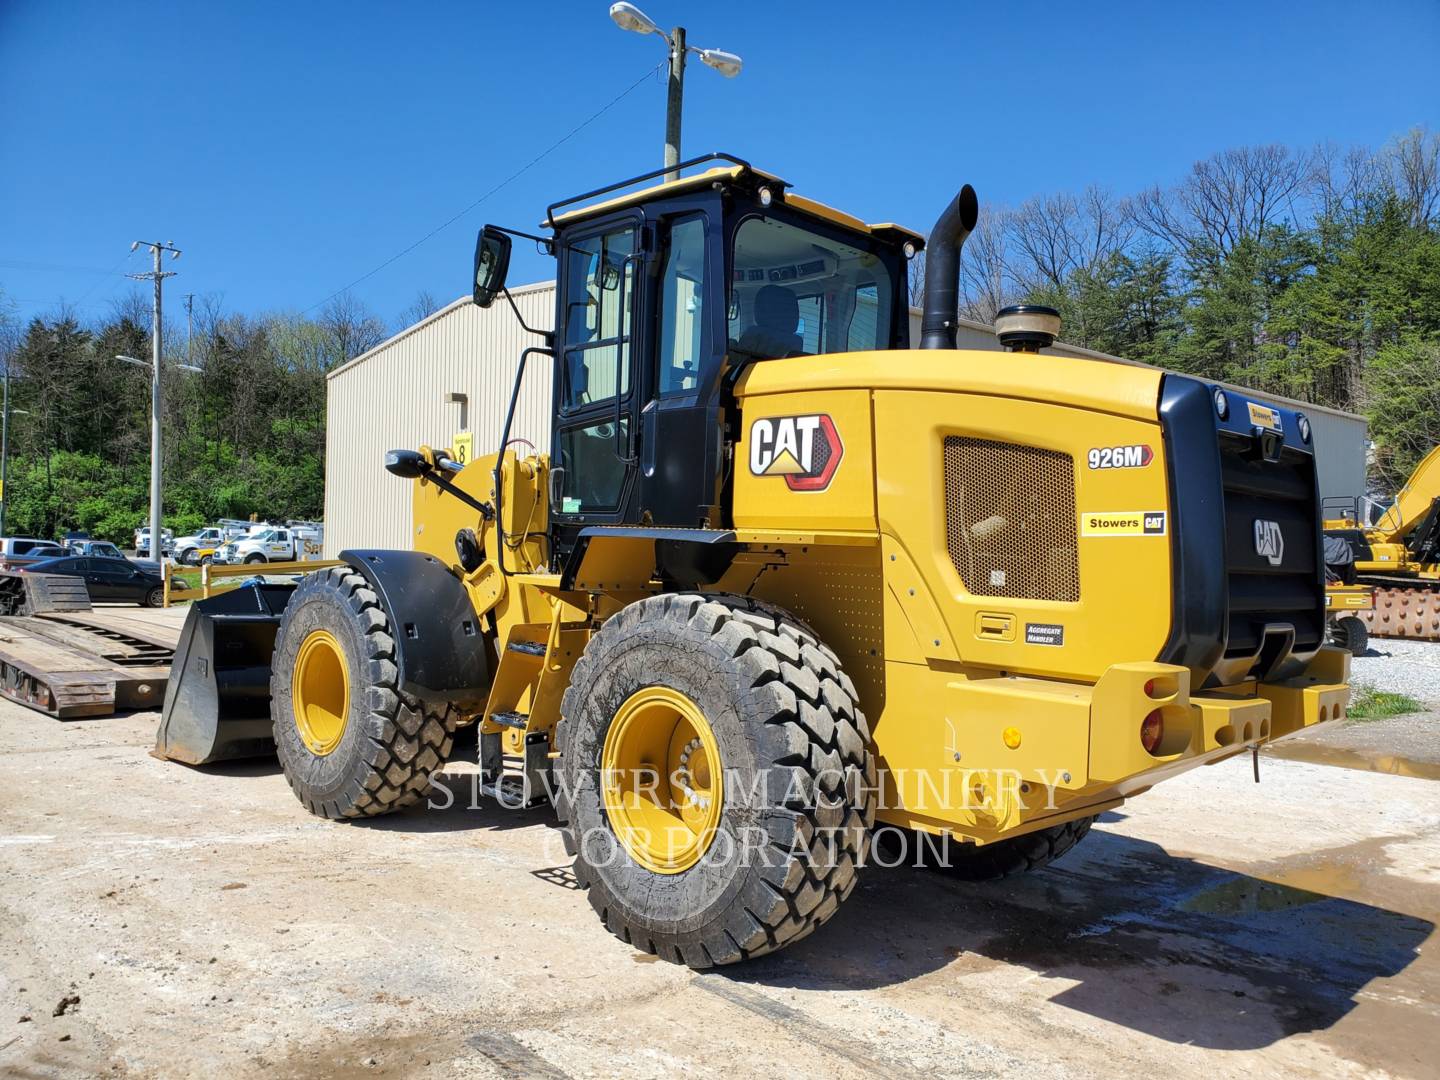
[{"left": 1, "top": 613, "right": 1437, "bottom": 1078}]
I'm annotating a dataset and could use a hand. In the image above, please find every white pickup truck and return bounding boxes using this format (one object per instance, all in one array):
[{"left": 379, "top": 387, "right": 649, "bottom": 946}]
[
  {"left": 173, "top": 527, "right": 227, "bottom": 565},
  {"left": 210, "top": 527, "right": 304, "bottom": 565}
]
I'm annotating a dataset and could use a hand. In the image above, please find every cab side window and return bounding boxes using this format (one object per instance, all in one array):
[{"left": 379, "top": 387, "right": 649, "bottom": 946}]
[
  {"left": 657, "top": 217, "right": 706, "bottom": 396},
  {"left": 561, "top": 227, "right": 635, "bottom": 411}
]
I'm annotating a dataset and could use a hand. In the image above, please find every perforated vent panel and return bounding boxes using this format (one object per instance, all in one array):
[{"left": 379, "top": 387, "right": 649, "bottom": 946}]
[{"left": 943, "top": 436, "right": 1080, "bottom": 602}]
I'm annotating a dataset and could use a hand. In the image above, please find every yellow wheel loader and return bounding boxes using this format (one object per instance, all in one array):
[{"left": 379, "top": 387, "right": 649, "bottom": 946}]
[
  {"left": 160, "top": 154, "right": 1349, "bottom": 966},
  {"left": 1324, "top": 443, "right": 1440, "bottom": 640}
]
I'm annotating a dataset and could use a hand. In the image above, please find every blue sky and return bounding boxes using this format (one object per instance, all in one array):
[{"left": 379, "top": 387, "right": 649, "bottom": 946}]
[{"left": 2, "top": 0, "right": 1436, "bottom": 328}]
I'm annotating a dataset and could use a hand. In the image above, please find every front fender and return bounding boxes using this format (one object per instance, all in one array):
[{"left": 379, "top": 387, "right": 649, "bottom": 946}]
[{"left": 340, "top": 549, "right": 490, "bottom": 704}]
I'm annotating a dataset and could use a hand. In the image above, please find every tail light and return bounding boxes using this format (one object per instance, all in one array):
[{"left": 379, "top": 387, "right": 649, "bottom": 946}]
[{"left": 1141, "top": 710, "right": 1164, "bottom": 755}]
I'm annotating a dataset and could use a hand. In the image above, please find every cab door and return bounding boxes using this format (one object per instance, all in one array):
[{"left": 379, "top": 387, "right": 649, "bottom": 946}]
[
  {"left": 550, "top": 216, "right": 643, "bottom": 553},
  {"left": 639, "top": 212, "right": 722, "bottom": 527},
  {"left": 269, "top": 530, "right": 291, "bottom": 560}
]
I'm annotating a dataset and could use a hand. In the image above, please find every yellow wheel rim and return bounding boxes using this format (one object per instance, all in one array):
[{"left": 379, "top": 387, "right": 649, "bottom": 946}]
[
  {"left": 292, "top": 629, "right": 350, "bottom": 756},
  {"left": 601, "top": 686, "right": 724, "bottom": 874}
]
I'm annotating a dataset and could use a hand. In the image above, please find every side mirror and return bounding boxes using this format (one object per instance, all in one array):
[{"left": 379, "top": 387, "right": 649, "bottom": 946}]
[{"left": 473, "top": 226, "right": 512, "bottom": 308}]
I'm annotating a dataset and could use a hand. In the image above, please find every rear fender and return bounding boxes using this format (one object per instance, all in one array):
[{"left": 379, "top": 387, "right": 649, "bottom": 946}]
[{"left": 340, "top": 549, "right": 490, "bottom": 705}]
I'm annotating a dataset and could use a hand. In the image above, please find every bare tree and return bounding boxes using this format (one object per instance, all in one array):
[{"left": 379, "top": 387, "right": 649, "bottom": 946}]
[
  {"left": 397, "top": 290, "right": 443, "bottom": 330},
  {"left": 319, "top": 292, "right": 388, "bottom": 368},
  {"left": 1389, "top": 126, "right": 1440, "bottom": 227},
  {"left": 1308, "top": 142, "right": 1386, "bottom": 221},
  {"left": 1007, "top": 186, "right": 1134, "bottom": 293},
  {"left": 958, "top": 206, "right": 1014, "bottom": 324},
  {"left": 906, "top": 249, "right": 926, "bottom": 308},
  {"left": 1134, "top": 144, "right": 1311, "bottom": 271}
]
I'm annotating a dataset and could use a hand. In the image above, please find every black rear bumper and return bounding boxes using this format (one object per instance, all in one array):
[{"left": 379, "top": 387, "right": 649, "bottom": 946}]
[{"left": 1157, "top": 376, "right": 1325, "bottom": 688}]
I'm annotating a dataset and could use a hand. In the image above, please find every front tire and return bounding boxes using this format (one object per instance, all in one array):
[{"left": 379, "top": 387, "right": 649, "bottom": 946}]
[
  {"left": 556, "top": 593, "right": 876, "bottom": 967},
  {"left": 244, "top": 553, "right": 267, "bottom": 565},
  {"left": 271, "top": 566, "right": 457, "bottom": 819},
  {"left": 144, "top": 586, "right": 165, "bottom": 608}
]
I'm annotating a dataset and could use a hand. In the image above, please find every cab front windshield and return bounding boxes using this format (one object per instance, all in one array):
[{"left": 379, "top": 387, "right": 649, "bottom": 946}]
[{"left": 728, "top": 214, "right": 897, "bottom": 360}]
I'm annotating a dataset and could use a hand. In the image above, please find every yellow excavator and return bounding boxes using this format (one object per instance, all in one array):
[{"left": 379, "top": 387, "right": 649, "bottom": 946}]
[
  {"left": 158, "top": 154, "right": 1348, "bottom": 966},
  {"left": 1324, "top": 444, "right": 1440, "bottom": 640}
]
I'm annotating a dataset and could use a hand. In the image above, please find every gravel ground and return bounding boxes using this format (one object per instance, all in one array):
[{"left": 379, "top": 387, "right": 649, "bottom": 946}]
[
  {"left": 2, "top": 702, "right": 1438, "bottom": 1080},
  {"left": 1350, "top": 637, "right": 1440, "bottom": 704}
]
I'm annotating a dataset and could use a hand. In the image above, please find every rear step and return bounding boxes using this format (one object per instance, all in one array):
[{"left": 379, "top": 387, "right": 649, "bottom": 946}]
[
  {"left": 506, "top": 640, "right": 547, "bottom": 656},
  {"left": 490, "top": 710, "right": 529, "bottom": 730}
]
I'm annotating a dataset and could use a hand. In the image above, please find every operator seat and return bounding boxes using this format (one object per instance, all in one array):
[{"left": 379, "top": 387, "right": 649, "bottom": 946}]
[{"left": 736, "top": 284, "right": 804, "bottom": 359}]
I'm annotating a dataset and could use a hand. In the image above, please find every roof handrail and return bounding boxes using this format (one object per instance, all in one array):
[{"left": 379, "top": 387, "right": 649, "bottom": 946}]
[{"left": 544, "top": 152, "right": 753, "bottom": 229}]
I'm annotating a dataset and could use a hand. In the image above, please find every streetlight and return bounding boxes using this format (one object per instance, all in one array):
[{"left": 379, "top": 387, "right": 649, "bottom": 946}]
[
  {"left": 126, "top": 239, "right": 181, "bottom": 568},
  {"left": 608, "top": 2, "right": 743, "bottom": 180},
  {"left": 118, "top": 354, "right": 202, "bottom": 374},
  {"left": 113, "top": 350, "right": 202, "bottom": 557}
]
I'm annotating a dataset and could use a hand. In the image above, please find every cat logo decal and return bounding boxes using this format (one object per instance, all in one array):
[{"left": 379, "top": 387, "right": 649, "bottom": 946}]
[{"left": 749, "top": 414, "right": 844, "bottom": 492}]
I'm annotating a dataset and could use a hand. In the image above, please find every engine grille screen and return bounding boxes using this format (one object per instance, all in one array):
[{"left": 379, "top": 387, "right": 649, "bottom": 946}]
[{"left": 943, "top": 436, "right": 1080, "bottom": 602}]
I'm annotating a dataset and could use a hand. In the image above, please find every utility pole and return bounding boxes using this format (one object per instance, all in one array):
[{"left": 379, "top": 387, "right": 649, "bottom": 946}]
[
  {"left": 128, "top": 240, "right": 181, "bottom": 560},
  {"left": 184, "top": 293, "right": 195, "bottom": 367},
  {"left": 608, "top": 4, "right": 742, "bottom": 181},
  {"left": 664, "top": 25, "right": 686, "bottom": 181},
  {"left": 1, "top": 359, "right": 10, "bottom": 538}
]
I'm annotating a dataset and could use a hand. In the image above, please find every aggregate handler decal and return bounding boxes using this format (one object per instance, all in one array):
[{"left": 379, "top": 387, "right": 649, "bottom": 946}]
[
  {"left": 1080, "top": 510, "right": 1167, "bottom": 537},
  {"left": 1087, "top": 444, "right": 1153, "bottom": 469},
  {"left": 749, "top": 414, "right": 844, "bottom": 492},
  {"left": 1025, "top": 622, "right": 1065, "bottom": 646}
]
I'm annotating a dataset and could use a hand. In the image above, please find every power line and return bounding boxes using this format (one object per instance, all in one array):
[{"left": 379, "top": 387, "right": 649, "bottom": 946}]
[
  {"left": 0, "top": 258, "right": 126, "bottom": 274},
  {"left": 71, "top": 250, "right": 138, "bottom": 308},
  {"left": 303, "top": 60, "right": 665, "bottom": 314}
]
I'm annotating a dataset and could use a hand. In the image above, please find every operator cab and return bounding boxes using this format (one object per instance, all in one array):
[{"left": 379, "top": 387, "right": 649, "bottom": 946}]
[{"left": 473, "top": 154, "right": 921, "bottom": 565}]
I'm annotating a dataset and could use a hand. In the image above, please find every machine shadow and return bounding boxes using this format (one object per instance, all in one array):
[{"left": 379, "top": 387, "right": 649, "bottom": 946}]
[
  {"left": 729, "top": 826, "right": 1432, "bottom": 1051},
  {"left": 352, "top": 733, "right": 557, "bottom": 834}
]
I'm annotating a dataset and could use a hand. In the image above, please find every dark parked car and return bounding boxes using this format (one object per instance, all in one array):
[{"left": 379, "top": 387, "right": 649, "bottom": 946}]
[{"left": 20, "top": 555, "right": 184, "bottom": 607}]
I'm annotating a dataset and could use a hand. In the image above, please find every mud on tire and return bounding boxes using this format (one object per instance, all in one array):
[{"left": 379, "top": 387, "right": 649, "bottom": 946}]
[
  {"left": 271, "top": 566, "right": 456, "bottom": 819},
  {"left": 555, "top": 593, "right": 877, "bottom": 967}
]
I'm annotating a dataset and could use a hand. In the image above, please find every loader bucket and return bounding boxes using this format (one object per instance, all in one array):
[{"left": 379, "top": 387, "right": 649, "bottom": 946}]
[{"left": 155, "top": 583, "right": 296, "bottom": 765}]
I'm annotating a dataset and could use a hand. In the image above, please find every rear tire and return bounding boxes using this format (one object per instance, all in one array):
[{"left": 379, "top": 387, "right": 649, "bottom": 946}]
[
  {"left": 144, "top": 586, "right": 165, "bottom": 608},
  {"left": 556, "top": 593, "right": 876, "bottom": 967},
  {"left": 883, "top": 816, "right": 1095, "bottom": 882},
  {"left": 271, "top": 566, "right": 457, "bottom": 819},
  {"left": 1329, "top": 615, "right": 1368, "bottom": 655}
]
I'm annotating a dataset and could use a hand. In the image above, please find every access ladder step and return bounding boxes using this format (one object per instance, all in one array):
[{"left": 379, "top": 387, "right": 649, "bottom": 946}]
[
  {"left": 490, "top": 710, "right": 529, "bottom": 730},
  {"left": 506, "top": 640, "right": 547, "bottom": 656}
]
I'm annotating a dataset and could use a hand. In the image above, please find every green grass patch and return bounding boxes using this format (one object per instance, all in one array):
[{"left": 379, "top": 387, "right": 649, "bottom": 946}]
[{"left": 1346, "top": 686, "right": 1425, "bottom": 721}]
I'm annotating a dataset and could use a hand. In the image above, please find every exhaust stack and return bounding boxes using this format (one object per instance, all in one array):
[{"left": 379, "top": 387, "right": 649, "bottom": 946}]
[{"left": 920, "top": 184, "right": 980, "bottom": 350}]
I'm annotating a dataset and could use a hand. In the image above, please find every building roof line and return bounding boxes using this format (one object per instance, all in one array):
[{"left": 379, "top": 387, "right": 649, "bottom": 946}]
[{"left": 325, "top": 280, "right": 554, "bottom": 381}]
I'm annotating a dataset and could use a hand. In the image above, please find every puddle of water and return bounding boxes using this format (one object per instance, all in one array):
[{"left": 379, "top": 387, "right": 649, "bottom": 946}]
[
  {"left": 1180, "top": 876, "right": 1330, "bottom": 916},
  {"left": 1265, "top": 741, "right": 1440, "bottom": 781}
]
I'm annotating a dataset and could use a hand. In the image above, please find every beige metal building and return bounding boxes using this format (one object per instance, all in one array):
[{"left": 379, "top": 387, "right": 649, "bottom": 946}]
[{"left": 324, "top": 282, "right": 1367, "bottom": 555}]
